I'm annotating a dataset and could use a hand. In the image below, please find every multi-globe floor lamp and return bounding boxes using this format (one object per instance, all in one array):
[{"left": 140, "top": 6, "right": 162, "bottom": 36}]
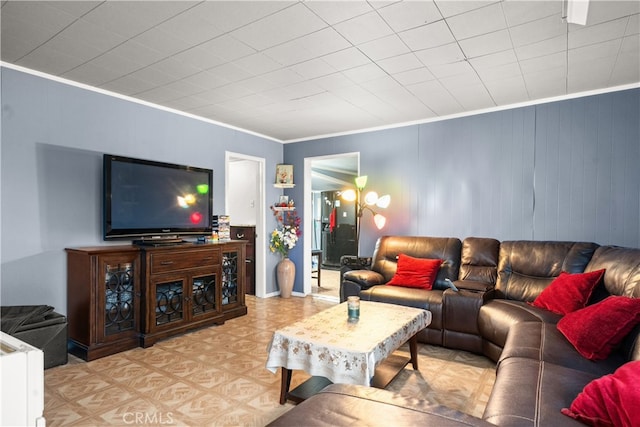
[{"left": 341, "top": 176, "right": 390, "bottom": 256}]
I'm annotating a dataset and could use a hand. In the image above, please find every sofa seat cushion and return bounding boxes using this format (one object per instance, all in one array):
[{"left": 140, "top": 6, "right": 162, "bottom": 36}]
[
  {"left": 483, "top": 357, "right": 599, "bottom": 427},
  {"left": 268, "top": 384, "right": 492, "bottom": 427},
  {"left": 479, "top": 299, "right": 562, "bottom": 350},
  {"left": 360, "top": 285, "right": 443, "bottom": 330},
  {"left": 499, "top": 322, "right": 625, "bottom": 377}
]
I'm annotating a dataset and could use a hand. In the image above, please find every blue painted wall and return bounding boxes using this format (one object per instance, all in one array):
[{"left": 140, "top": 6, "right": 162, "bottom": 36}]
[
  {"left": 2, "top": 65, "right": 638, "bottom": 306},
  {"left": 284, "top": 89, "right": 640, "bottom": 293},
  {"left": 1, "top": 67, "right": 284, "bottom": 312}
]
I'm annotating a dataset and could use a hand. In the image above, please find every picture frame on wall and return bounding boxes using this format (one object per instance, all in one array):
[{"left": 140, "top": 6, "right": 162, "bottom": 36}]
[
  {"left": 276, "top": 164, "right": 294, "bottom": 185},
  {"left": 279, "top": 195, "right": 289, "bottom": 205}
]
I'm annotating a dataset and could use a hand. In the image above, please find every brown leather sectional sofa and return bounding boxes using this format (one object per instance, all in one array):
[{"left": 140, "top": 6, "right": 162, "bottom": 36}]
[{"left": 269, "top": 236, "right": 640, "bottom": 426}]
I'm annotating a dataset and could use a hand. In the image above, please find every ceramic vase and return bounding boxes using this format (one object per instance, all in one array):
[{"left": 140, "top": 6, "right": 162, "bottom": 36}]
[{"left": 277, "top": 257, "right": 295, "bottom": 298}]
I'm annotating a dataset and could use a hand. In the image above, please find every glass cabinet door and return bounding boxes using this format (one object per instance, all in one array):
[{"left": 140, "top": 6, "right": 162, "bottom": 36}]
[
  {"left": 191, "top": 273, "right": 219, "bottom": 317},
  {"left": 154, "top": 279, "right": 185, "bottom": 327},
  {"left": 222, "top": 250, "right": 239, "bottom": 306},
  {"left": 104, "top": 262, "right": 136, "bottom": 337}
]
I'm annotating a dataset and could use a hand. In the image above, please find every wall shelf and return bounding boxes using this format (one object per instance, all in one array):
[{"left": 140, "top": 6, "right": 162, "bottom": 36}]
[{"left": 274, "top": 183, "right": 295, "bottom": 188}]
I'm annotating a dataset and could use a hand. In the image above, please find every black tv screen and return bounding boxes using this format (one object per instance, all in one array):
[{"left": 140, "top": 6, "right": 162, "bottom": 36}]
[{"left": 104, "top": 154, "right": 213, "bottom": 241}]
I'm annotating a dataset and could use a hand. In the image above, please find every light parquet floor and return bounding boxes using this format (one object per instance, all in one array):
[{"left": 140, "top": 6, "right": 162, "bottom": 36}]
[{"left": 44, "top": 295, "right": 495, "bottom": 426}]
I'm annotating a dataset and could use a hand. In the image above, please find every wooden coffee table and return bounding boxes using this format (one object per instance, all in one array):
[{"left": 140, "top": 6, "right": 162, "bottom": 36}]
[{"left": 266, "top": 301, "right": 432, "bottom": 404}]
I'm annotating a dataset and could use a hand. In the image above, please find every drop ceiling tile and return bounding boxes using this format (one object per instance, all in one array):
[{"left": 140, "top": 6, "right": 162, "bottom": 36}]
[
  {"left": 123, "top": 66, "right": 180, "bottom": 90},
  {"left": 47, "top": 1, "right": 100, "bottom": 17},
  {"left": 474, "top": 61, "right": 522, "bottom": 83},
  {"left": 439, "top": 71, "right": 481, "bottom": 90},
  {"left": 61, "top": 60, "right": 127, "bottom": 87},
  {"left": 569, "top": 17, "right": 628, "bottom": 49},
  {"left": 134, "top": 28, "right": 195, "bottom": 58},
  {"left": 211, "top": 83, "right": 256, "bottom": 101},
  {"left": 415, "top": 43, "right": 466, "bottom": 66},
  {"left": 377, "top": 0, "right": 443, "bottom": 32},
  {"left": 107, "top": 40, "right": 168, "bottom": 67},
  {"left": 208, "top": 62, "right": 254, "bottom": 83},
  {"left": 469, "top": 49, "right": 518, "bottom": 70},
  {"left": 449, "top": 83, "right": 495, "bottom": 111},
  {"left": 458, "top": 29, "right": 513, "bottom": 58},
  {"left": 428, "top": 60, "right": 475, "bottom": 79},
  {"left": 312, "top": 73, "right": 357, "bottom": 91},
  {"left": 610, "top": 48, "right": 640, "bottom": 85},
  {"left": 199, "top": 1, "right": 295, "bottom": 34},
  {"left": 197, "top": 35, "right": 256, "bottom": 62},
  {"left": 501, "top": 0, "right": 560, "bottom": 27},
  {"left": 81, "top": 1, "right": 196, "bottom": 39},
  {"left": 152, "top": 57, "right": 202, "bottom": 80},
  {"left": 510, "top": 15, "right": 566, "bottom": 47},
  {"left": 170, "top": 47, "right": 226, "bottom": 72},
  {"left": 446, "top": 2, "right": 506, "bottom": 40},
  {"left": 520, "top": 51, "right": 566, "bottom": 75},
  {"left": 264, "top": 28, "right": 351, "bottom": 67},
  {"left": 321, "top": 47, "right": 371, "bottom": 71},
  {"left": 181, "top": 70, "right": 229, "bottom": 90},
  {"left": 358, "top": 34, "right": 411, "bottom": 61},
  {"left": 304, "top": 1, "right": 373, "bottom": 25},
  {"left": 485, "top": 75, "right": 530, "bottom": 105},
  {"left": 334, "top": 10, "right": 394, "bottom": 45},
  {"left": 392, "top": 67, "right": 436, "bottom": 85},
  {"left": 434, "top": 0, "right": 498, "bottom": 18},
  {"left": 523, "top": 66, "right": 567, "bottom": 99},
  {"left": 17, "top": 45, "right": 86, "bottom": 76},
  {"left": 568, "top": 57, "right": 616, "bottom": 92},
  {"left": 625, "top": 14, "right": 639, "bottom": 35},
  {"left": 400, "top": 20, "right": 456, "bottom": 51},
  {"left": 377, "top": 53, "right": 423, "bottom": 74},
  {"left": 100, "top": 73, "right": 160, "bottom": 96},
  {"left": 154, "top": 6, "right": 225, "bottom": 46},
  {"left": 359, "top": 75, "right": 405, "bottom": 94},
  {"left": 568, "top": 39, "right": 623, "bottom": 66},
  {"left": 240, "top": 76, "right": 280, "bottom": 94},
  {"left": 290, "top": 58, "right": 337, "bottom": 80},
  {"left": 514, "top": 34, "right": 566, "bottom": 61},
  {"left": 234, "top": 53, "right": 283, "bottom": 76},
  {"left": 584, "top": 1, "right": 640, "bottom": 26},
  {"left": 407, "top": 79, "right": 463, "bottom": 116},
  {"left": 262, "top": 68, "right": 305, "bottom": 87},
  {"left": 342, "top": 63, "right": 387, "bottom": 84},
  {"left": 0, "top": 33, "right": 35, "bottom": 62},
  {"left": 231, "top": 3, "right": 326, "bottom": 50},
  {"left": 60, "top": 19, "right": 127, "bottom": 53}
]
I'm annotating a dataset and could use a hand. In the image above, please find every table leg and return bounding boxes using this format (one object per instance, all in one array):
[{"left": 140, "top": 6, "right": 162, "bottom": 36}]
[
  {"left": 409, "top": 334, "right": 419, "bottom": 370},
  {"left": 279, "top": 368, "right": 292, "bottom": 404}
]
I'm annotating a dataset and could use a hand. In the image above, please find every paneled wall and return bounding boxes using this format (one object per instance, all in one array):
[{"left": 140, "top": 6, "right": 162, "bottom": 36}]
[{"left": 284, "top": 88, "right": 640, "bottom": 293}]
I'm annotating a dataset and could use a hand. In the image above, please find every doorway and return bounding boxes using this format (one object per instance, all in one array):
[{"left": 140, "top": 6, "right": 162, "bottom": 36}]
[
  {"left": 225, "top": 152, "right": 267, "bottom": 298},
  {"left": 303, "top": 153, "right": 359, "bottom": 300}
]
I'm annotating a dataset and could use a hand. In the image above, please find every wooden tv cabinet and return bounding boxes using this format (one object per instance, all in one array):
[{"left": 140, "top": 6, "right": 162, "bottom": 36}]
[{"left": 66, "top": 241, "right": 247, "bottom": 361}]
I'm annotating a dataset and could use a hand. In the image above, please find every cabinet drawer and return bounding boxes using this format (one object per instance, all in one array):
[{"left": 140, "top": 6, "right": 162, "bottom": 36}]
[{"left": 150, "top": 249, "right": 219, "bottom": 274}]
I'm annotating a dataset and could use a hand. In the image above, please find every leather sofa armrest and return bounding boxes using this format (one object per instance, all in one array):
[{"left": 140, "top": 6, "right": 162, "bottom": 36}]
[
  {"left": 455, "top": 280, "right": 494, "bottom": 292},
  {"left": 340, "top": 270, "right": 386, "bottom": 302},
  {"left": 343, "top": 269, "right": 385, "bottom": 287}
]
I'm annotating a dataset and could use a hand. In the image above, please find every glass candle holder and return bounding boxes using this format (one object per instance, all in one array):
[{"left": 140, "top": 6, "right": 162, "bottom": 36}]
[{"left": 347, "top": 296, "right": 360, "bottom": 321}]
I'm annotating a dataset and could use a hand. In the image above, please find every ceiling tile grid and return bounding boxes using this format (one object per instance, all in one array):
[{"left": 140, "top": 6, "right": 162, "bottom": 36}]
[{"left": 1, "top": 0, "right": 638, "bottom": 142}]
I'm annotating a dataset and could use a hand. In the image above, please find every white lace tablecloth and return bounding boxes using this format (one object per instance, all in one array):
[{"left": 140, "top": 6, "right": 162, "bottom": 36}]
[{"left": 265, "top": 301, "right": 431, "bottom": 386}]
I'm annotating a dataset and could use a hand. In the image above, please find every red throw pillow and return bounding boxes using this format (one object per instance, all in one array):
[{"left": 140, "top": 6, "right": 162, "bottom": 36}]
[
  {"left": 557, "top": 296, "right": 640, "bottom": 360},
  {"left": 386, "top": 254, "right": 442, "bottom": 290},
  {"left": 532, "top": 269, "right": 605, "bottom": 315},
  {"left": 561, "top": 360, "right": 640, "bottom": 427}
]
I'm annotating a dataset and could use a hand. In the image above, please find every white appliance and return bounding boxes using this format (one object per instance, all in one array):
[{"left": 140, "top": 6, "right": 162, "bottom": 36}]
[{"left": 0, "top": 331, "right": 46, "bottom": 426}]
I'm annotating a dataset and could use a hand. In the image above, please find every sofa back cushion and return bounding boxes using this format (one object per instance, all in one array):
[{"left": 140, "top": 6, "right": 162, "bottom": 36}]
[
  {"left": 496, "top": 241, "right": 599, "bottom": 301},
  {"left": 371, "top": 236, "right": 461, "bottom": 290},
  {"left": 459, "top": 237, "right": 500, "bottom": 284},
  {"left": 585, "top": 246, "right": 640, "bottom": 299}
]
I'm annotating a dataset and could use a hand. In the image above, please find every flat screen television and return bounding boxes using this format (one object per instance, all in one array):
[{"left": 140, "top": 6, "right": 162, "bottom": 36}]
[{"left": 103, "top": 154, "right": 213, "bottom": 244}]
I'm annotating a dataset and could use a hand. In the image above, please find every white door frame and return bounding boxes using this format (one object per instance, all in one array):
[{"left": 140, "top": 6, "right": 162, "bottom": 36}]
[
  {"left": 303, "top": 152, "right": 360, "bottom": 296},
  {"left": 225, "top": 152, "right": 267, "bottom": 298}
]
